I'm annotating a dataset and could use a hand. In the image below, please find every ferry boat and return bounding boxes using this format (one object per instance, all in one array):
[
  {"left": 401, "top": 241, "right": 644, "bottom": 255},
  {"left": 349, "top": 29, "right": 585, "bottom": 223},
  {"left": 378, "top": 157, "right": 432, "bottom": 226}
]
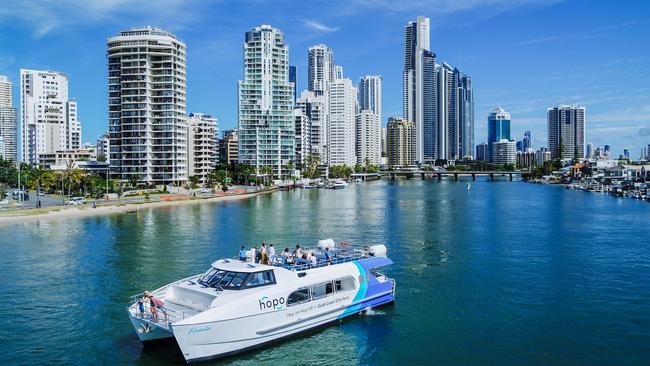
[{"left": 127, "top": 239, "right": 395, "bottom": 363}]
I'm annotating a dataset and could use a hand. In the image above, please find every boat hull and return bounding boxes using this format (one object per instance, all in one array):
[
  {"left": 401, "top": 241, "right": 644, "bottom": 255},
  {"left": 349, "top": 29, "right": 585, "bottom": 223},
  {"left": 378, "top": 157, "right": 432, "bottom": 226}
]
[
  {"left": 173, "top": 291, "right": 394, "bottom": 363},
  {"left": 128, "top": 311, "right": 174, "bottom": 342}
]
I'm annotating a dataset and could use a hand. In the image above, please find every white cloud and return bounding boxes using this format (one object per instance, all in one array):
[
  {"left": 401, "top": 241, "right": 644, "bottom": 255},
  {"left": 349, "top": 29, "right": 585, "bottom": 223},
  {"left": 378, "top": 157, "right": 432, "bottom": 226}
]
[
  {"left": 302, "top": 20, "right": 341, "bottom": 33},
  {"left": 0, "top": 0, "right": 218, "bottom": 37},
  {"left": 347, "top": 0, "right": 561, "bottom": 13}
]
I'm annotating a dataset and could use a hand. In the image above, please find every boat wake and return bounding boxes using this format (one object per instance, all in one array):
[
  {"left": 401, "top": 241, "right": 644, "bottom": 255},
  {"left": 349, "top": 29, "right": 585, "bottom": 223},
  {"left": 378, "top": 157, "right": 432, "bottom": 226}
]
[{"left": 363, "top": 307, "right": 385, "bottom": 316}]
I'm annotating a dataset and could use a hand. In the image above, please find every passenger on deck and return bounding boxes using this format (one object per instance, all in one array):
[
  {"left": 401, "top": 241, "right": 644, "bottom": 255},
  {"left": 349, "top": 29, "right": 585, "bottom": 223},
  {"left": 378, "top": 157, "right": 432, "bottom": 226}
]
[
  {"left": 269, "top": 244, "right": 276, "bottom": 259},
  {"left": 294, "top": 245, "right": 303, "bottom": 258},
  {"left": 145, "top": 291, "right": 158, "bottom": 322},
  {"left": 137, "top": 295, "right": 145, "bottom": 318},
  {"left": 261, "top": 243, "right": 269, "bottom": 265},
  {"left": 254, "top": 247, "right": 261, "bottom": 263},
  {"left": 295, "top": 254, "right": 310, "bottom": 266},
  {"left": 282, "top": 248, "right": 293, "bottom": 264},
  {"left": 309, "top": 252, "right": 317, "bottom": 265},
  {"left": 239, "top": 246, "right": 247, "bottom": 261},
  {"left": 324, "top": 247, "right": 332, "bottom": 265}
]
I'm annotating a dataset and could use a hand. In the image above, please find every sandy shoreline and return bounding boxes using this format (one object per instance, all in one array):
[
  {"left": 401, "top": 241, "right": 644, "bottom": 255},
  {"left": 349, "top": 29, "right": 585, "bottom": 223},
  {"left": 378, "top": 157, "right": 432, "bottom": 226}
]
[{"left": 0, "top": 188, "right": 279, "bottom": 226}]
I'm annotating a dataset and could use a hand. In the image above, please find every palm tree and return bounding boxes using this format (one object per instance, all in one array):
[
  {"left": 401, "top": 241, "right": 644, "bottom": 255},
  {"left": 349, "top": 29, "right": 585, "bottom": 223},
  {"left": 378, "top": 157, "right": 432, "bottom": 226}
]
[{"left": 28, "top": 166, "right": 55, "bottom": 208}]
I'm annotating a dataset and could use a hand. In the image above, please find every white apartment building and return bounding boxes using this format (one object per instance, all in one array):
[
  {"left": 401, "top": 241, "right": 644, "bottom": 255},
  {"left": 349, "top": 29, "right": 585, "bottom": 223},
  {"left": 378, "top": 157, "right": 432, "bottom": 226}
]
[
  {"left": 307, "top": 44, "right": 335, "bottom": 97},
  {"left": 356, "top": 110, "right": 381, "bottom": 165},
  {"left": 0, "top": 75, "right": 17, "bottom": 161},
  {"left": 294, "top": 109, "right": 311, "bottom": 169},
  {"left": 295, "top": 90, "right": 328, "bottom": 164},
  {"left": 107, "top": 27, "right": 188, "bottom": 185},
  {"left": 187, "top": 113, "right": 218, "bottom": 185},
  {"left": 329, "top": 78, "right": 357, "bottom": 166},
  {"left": 20, "top": 69, "right": 82, "bottom": 163},
  {"left": 492, "top": 139, "right": 516, "bottom": 165},
  {"left": 238, "top": 25, "right": 294, "bottom": 177}
]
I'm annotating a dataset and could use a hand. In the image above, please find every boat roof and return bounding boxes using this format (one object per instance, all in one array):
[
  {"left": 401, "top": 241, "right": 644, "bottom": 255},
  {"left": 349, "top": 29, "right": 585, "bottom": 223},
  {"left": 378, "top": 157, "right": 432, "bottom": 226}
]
[{"left": 210, "top": 259, "right": 274, "bottom": 273}]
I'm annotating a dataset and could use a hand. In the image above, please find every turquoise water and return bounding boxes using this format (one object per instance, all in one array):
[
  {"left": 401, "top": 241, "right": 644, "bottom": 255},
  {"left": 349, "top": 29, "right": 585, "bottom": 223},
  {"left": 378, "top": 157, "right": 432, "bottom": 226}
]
[{"left": 1, "top": 180, "right": 649, "bottom": 365}]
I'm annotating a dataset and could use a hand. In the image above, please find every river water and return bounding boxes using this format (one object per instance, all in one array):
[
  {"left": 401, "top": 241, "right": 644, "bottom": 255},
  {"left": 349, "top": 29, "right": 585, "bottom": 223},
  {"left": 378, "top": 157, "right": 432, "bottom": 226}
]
[{"left": 1, "top": 179, "right": 649, "bottom": 365}]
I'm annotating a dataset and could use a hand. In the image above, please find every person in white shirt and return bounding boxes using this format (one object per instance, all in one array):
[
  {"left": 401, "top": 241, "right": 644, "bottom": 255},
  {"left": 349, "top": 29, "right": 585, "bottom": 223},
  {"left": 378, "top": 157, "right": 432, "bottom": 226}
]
[
  {"left": 294, "top": 245, "right": 303, "bottom": 258},
  {"left": 309, "top": 253, "right": 317, "bottom": 264},
  {"left": 269, "top": 244, "right": 276, "bottom": 258}
]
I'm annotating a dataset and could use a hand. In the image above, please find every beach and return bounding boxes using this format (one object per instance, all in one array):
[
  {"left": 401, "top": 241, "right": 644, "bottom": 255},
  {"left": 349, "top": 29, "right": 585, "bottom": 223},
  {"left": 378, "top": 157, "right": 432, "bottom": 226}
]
[{"left": 0, "top": 187, "right": 279, "bottom": 225}]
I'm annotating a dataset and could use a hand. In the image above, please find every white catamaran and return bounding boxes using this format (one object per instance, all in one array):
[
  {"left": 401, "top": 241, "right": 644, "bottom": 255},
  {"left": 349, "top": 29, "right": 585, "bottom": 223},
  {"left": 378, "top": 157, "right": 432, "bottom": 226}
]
[{"left": 127, "top": 239, "right": 396, "bottom": 363}]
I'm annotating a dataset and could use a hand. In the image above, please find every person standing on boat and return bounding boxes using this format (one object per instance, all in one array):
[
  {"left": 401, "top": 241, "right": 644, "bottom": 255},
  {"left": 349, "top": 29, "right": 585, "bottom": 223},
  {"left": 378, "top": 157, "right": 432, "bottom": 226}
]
[
  {"left": 145, "top": 291, "right": 158, "bottom": 322},
  {"left": 239, "top": 246, "right": 247, "bottom": 261},
  {"left": 268, "top": 244, "right": 276, "bottom": 261},
  {"left": 137, "top": 295, "right": 145, "bottom": 318},
  {"left": 261, "top": 243, "right": 269, "bottom": 265},
  {"left": 254, "top": 247, "right": 262, "bottom": 263},
  {"left": 324, "top": 247, "right": 332, "bottom": 265}
]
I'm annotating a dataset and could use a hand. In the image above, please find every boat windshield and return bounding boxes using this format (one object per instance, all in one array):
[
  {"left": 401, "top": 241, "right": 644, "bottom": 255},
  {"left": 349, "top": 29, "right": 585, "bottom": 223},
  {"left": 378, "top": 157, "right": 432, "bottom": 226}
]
[{"left": 198, "top": 268, "right": 276, "bottom": 290}]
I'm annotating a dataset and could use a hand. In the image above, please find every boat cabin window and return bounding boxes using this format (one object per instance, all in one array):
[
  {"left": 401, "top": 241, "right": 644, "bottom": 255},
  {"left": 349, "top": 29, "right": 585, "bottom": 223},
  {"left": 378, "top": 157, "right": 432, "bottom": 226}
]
[
  {"left": 334, "top": 276, "right": 355, "bottom": 292},
  {"left": 287, "top": 287, "right": 311, "bottom": 306},
  {"left": 311, "top": 282, "right": 334, "bottom": 300},
  {"left": 226, "top": 272, "right": 248, "bottom": 288},
  {"left": 199, "top": 269, "right": 262, "bottom": 290},
  {"left": 244, "top": 270, "right": 276, "bottom": 288}
]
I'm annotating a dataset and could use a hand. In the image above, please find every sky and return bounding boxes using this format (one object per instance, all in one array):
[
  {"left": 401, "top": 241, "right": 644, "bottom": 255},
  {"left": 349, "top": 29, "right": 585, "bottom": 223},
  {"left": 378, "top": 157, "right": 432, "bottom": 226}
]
[{"left": 1, "top": 0, "right": 649, "bottom": 157}]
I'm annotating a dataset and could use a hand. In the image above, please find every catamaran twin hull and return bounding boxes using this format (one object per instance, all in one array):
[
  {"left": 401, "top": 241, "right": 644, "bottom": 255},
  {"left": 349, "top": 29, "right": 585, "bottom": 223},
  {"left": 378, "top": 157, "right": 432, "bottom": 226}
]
[{"left": 128, "top": 255, "right": 395, "bottom": 363}]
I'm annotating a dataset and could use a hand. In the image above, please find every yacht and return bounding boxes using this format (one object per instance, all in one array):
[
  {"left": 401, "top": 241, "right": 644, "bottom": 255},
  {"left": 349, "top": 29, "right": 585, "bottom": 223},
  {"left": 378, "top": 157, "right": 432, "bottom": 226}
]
[
  {"left": 128, "top": 239, "right": 395, "bottom": 363},
  {"left": 332, "top": 180, "right": 348, "bottom": 189}
]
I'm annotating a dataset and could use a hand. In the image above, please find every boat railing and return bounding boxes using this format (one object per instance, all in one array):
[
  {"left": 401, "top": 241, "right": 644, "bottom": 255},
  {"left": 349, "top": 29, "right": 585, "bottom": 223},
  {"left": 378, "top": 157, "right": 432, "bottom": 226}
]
[
  {"left": 270, "top": 247, "right": 371, "bottom": 271},
  {"left": 128, "top": 290, "right": 198, "bottom": 327}
]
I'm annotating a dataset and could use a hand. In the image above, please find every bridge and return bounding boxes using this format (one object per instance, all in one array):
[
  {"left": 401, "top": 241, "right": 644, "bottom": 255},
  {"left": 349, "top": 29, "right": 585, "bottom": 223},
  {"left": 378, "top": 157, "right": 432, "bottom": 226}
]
[{"left": 381, "top": 170, "right": 526, "bottom": 181}]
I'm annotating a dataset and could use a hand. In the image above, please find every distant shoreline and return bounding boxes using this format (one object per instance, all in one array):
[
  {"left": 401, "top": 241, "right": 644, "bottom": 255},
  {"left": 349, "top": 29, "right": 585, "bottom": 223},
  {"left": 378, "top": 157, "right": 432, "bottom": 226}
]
[{"left": 0, "top": 188, "right": 279, "bottom": 226}]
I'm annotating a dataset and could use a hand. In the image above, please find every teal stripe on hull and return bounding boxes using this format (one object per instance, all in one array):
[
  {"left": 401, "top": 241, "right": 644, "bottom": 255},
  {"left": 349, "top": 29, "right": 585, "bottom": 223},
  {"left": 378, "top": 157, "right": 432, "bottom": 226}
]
[{"left": 338, "top": 262, "right": 368, "bottom": 319}]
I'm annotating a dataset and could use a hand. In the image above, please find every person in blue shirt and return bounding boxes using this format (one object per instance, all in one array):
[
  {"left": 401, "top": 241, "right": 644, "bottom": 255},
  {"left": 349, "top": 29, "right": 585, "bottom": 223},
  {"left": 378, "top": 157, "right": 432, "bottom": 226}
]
[
  {"left": 324, "top": 247, "right": 332, "bottom": 264},
  {"left": 239, "top": 246, "right": 247, "bottom": 261}
]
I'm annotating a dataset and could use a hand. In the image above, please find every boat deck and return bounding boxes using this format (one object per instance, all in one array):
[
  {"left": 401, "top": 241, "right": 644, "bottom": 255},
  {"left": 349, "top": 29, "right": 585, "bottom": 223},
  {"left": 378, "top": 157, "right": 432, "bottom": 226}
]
[{"left": 269, "top": 247, "right": 369, "bottom": 271}]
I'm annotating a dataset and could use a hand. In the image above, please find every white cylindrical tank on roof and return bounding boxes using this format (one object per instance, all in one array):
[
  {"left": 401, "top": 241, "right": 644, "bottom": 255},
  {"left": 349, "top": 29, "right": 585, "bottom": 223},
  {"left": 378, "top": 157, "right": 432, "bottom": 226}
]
[
  {"left": 318, "top": 238, "right": 336, "bottom": 250},
  {"left": 366, "top": 244, "right": 387, "bottom": 257}
]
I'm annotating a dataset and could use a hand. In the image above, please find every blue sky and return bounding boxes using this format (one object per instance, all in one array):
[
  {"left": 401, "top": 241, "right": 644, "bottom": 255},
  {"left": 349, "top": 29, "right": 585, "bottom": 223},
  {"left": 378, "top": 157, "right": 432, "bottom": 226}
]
[{"left": 1, "top": 0, "right": 649, "bottom": 157}]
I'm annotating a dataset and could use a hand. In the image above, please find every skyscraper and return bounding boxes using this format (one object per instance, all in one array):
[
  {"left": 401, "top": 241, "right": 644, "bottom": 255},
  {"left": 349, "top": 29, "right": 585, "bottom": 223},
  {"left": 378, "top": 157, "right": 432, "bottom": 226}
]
[
  {"left": 328, "top": 78, "right": 357, "bottom": 166},
  {"left": 0, "top": 75, "right": 17, "bottom": 161},
  {"left": 335, "top": 66, "right": 344, "bottom": 80},
  {"left": 487, "top": 107, "right": 511, "bottom": 162},
  {"left": 476, "top": 142, "right": 488, "bottom": 161},
  {"left": 294, "top": 109, "right": 311, "bottom": 169},
  {"left": 187, "top": 113, "right": 218, "bottom": 185},
  {"left": 387, "top": 117, "right": 415, "bottom": 166},
  {"left": 523, "top": 130, "right": 532, "bottom": 150},
  {"left": 357, "top": 75, "right": 382, "bottom": 166},
  {"left": 356, "top": 110, "right": 381, "bottom": 165},
  {"left": 238, "top": 25, "right": 294, "bottom": 176},
  {"left": 288, "top": 66, "right": 297, "bottom": 104},
  {"left": 403, "top": 16, "right": 430, "bottom": 163},
  {"left": 586, "top": 143, "right": 594, "bottom": 159},
  {"left": 20, "top": 69, "right": 82, "bottom": 164},
  {"left": 107, "top": 27, "right": 187, "bottom": 185},
  {"left": 358, "top": 75, "right": 382, "bottom": 119},
  {"left": 295, "top": 90, "right": 328, "bottom": 164},
  {"left": 452, "top": 68, "right": 474, "bottom": 159},
  {"left": 547, "top": 105, "right": 585, "bottom": 160},
  {"left": 403, "top": 16, "right": 473, "bottom": 164},
  {"left": 308, "top": 44, "right": 335, "bottom": 97}
]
